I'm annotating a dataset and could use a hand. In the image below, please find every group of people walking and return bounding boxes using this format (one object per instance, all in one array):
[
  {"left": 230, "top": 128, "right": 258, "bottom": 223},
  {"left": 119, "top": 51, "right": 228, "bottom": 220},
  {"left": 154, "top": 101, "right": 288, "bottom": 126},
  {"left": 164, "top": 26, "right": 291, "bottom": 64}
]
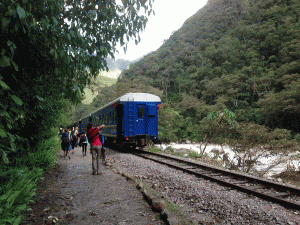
[
  {"left": 60, "top": 122, "right": 106, "bottom": 175},
  {"left": 60, "top": 127, "right": 79, "bottom": 159}
]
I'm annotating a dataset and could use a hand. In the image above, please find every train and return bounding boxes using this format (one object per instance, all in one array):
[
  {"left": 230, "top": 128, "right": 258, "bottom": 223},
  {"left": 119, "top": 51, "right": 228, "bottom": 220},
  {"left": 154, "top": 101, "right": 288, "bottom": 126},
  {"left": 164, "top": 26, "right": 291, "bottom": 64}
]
[{"left": 74, "top": 93, "right": 161, "bottom": 149}]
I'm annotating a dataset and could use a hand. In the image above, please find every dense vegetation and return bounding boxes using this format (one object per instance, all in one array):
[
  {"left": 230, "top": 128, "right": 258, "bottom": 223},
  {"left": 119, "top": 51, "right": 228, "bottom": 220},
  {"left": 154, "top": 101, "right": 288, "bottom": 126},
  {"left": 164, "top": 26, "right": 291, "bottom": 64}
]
[
  {"left": 0, "top": 0, "right": 154, "bottom": 223},
  {"left": 115, "top": 0, "right": 300, "bottom": 141},
  {"left": 81, "top": 0, "right": 300, "bottom": 176}
]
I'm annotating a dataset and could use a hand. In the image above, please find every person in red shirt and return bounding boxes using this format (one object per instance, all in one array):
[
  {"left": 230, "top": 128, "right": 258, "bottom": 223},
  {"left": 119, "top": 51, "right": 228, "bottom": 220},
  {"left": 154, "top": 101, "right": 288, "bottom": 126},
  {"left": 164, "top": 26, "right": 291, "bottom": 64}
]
[{"left": 87, "top": 122, "right": 105, "bottom": 175}]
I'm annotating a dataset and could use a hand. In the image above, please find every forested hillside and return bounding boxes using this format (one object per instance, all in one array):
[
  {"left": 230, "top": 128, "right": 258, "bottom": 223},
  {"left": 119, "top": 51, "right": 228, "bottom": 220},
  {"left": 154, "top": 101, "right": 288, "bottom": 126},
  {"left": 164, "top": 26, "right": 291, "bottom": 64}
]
[{"left": 114, "top": 0, "right": 300, "bottom": 140}]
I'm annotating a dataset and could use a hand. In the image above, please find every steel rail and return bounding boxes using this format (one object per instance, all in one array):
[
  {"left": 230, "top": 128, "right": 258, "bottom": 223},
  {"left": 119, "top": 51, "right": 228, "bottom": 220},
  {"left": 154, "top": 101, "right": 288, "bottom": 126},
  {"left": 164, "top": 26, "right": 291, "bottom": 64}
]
[{"left": 132, "top": 150, "right": 300, "bottom": 210}]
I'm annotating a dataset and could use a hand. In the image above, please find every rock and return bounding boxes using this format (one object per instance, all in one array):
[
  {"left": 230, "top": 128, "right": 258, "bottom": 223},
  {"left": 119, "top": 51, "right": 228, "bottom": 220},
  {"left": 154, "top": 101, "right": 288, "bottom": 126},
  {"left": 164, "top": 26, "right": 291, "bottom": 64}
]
[
  {"left": 136, "top": 183, "right": 143, "bottom": 190},
  {"left": 65, "top": 212, "right": 74, "bottom": 219},
  {"left": 47, "top": 216, "right": 59, "bottom": 223},
  {"left": 152, "top": 183, "right": 158, "bottom": 189},
  {"left": 167, "top": 216, "right": 181, "bottom": 225},
  {"left": 210, "top": 148, "right": 220, "bottom": 154},
  {"left": 88, "top": 211, "right": 97, "bottom": 216},
  {"left": 160, "top": 209, "right": 169, "bottom": 220},
  {"left": 125, "top": 174, "right": 133, "bottom": 180},
  {"left": 152, "top": 200, "right": 166, "bottom": 212},
  {"left": 186, "top": 140, "right": 191, "bottom": 144},
  {"left": 175, "top": 148, "right": 190, "bottom": 154},
  {"left": 142, "top": 190, "right": 155, "bottom": 204}
]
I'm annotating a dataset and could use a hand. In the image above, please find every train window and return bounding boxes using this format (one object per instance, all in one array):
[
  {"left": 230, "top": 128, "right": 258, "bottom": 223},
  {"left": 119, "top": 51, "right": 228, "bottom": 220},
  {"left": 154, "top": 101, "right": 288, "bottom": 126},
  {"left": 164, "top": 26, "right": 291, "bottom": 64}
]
[{"left": 138, "top": 106, "right": 144, "bottom": 118}]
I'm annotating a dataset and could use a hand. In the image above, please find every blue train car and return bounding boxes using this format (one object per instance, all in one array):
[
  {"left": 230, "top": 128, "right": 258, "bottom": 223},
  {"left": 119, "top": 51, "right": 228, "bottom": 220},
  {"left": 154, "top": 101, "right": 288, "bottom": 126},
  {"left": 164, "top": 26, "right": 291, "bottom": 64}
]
[{"left": 74, "top": 93, "right": 161, "bottom": 148}]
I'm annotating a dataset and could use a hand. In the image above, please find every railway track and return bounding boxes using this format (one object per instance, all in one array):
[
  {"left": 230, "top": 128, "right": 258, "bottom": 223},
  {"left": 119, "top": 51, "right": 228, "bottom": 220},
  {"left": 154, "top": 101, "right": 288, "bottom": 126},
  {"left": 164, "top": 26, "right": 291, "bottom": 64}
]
[{"left": 132, "top": 149, "right": 300, "bottom": 211}]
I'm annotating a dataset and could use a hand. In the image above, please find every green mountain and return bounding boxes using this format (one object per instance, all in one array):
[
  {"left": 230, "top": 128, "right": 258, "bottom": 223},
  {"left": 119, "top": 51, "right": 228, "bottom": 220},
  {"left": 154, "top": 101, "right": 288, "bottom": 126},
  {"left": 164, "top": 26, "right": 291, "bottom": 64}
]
[
  {"left": 106, "top": 57, "right": 132, "bottom": 71},
  {"left": 117, "top": 0, "right": 300, "bottom": 134}
]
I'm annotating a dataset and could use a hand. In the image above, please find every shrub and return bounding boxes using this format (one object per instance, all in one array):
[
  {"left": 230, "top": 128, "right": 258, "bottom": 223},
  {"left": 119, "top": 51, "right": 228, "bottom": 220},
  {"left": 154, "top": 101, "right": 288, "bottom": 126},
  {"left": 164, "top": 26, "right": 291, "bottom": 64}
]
[
  {"left": 227, "top": 123, "right": 298, "bottom": 176},
  {"left": 197, "top": 109, "right": 239, "bottom": 154},
  {"left": 294, "top": 133, "right": 300, "bottom": 142},
  {"left": 187, "top": 150, "right": 203, "bottom": 158},
  {"left": 9, "top": 134, "right": 59, "bottom": 170},
  {"left": 146, "top": 145, "right": 161, "bottom": 153}
]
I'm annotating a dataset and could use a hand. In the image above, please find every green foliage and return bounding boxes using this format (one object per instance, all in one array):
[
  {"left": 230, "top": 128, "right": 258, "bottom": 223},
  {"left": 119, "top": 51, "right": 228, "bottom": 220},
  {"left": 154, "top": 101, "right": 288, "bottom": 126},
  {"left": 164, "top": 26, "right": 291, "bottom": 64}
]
[
  {"left": 145, "top": 145, "right": 161, "bottom": 153},
  {"left": 158, "top": 104, "right": 181, "bottom": 143},
  {"left": 294, "top": 134, "right": 300, "bottom": 143},
  {"left": 82, "top": 75, "right": 118, "bottom": 105},
  {"left": 187, "top": 151, "right": 203, "bottom": 159},
  {"left": 0, "top": 166, "right": 43, "bottom": 225},
  {"left": 9, "top": 134, "right": 59, "bottom": 170},
  {"left": 197, "top": 109, "right": 239, "bottom": 153},
  {"left": 1, "top": 1, "right": 154, "bottom": 224},
  {"left": 0, "top": 0, "right": 154, "bottom": 162},
  {"left": 117, "top": 0, "right": 300, "bottom": 133}
]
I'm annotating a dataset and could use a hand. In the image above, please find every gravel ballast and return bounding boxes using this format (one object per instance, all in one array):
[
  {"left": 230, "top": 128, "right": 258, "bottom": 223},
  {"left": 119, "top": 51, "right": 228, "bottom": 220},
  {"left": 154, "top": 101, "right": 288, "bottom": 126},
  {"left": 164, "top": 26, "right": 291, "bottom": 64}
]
[{"left": 109, "top": 151, "right": 300, "bottom": 225}]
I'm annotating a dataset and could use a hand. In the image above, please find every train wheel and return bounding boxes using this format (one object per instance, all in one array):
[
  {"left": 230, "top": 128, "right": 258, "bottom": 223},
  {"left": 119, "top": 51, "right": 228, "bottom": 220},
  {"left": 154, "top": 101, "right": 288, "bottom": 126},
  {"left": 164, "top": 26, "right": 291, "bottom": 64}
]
[
  {"left": 131, "top": 143, "right": 136, "bottom": 151},
  {"left": 118, "top": 142, "right": 124, "bottom": 149}
]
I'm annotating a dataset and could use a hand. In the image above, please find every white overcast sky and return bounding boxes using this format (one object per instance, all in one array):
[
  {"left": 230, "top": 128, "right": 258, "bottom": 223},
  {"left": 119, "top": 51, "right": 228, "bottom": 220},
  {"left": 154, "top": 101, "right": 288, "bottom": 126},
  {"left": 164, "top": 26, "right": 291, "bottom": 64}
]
[{"left": 114, "top": 0, "right": 208, "bottom": 61}]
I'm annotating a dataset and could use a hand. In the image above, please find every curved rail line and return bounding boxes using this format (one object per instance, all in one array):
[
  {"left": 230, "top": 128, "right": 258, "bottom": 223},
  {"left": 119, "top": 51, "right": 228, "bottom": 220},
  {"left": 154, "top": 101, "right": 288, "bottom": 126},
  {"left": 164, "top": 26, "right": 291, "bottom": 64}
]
[{"left": 132, "top": 149, "right": 300, "bottom": 211}]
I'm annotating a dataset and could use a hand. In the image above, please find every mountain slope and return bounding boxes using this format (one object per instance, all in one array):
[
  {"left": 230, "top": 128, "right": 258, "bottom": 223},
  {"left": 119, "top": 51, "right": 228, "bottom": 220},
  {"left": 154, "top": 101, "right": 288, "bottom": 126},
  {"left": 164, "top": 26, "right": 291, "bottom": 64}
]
[{"left": 119, "top": 0, "right": 300, "bottom": 132}]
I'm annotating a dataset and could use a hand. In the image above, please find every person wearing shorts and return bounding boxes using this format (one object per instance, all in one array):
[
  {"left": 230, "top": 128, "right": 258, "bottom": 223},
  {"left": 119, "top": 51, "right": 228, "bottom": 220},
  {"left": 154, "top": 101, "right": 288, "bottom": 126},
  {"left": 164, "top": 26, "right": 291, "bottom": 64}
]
[{"left": 61, "top": 129, "right": 71, "bottom": 159}]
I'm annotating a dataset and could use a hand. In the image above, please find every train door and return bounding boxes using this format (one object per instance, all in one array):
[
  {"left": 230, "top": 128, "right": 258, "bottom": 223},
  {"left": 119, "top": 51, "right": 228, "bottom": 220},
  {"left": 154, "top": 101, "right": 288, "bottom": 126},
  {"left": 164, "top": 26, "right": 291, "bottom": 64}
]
[
  {"left": 146, "top": 104, "right": 158, "bottom": 136},
  {"left": 135, "top": 104, "right": 146, "bottom": 135},
  {"left": 117, "top": 104, "right": 124, "bottom": 143}
]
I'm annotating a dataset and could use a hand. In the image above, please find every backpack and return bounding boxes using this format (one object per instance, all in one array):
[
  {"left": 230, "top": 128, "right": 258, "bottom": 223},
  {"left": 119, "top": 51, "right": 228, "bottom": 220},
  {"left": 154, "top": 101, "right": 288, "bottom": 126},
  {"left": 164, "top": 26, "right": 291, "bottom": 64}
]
[
  {"left": 80, "top": 135, "right": 86, "bottom": 142},
  {"left": 99, "top": 133, "right": 104, "bottom": 145},
  {"left": 61, "top": 133, "right": 70, "bottom": 146},
  {"left": 62, "top": 136, "right": 69, "bottom": 145}
]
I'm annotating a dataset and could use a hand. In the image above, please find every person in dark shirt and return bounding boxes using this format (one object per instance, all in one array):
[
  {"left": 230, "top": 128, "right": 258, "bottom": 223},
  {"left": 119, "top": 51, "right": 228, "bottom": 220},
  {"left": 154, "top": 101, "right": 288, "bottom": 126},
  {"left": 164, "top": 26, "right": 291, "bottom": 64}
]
[
  {"left": 61, "top": 129, "right": 71, "bottom": 159},
  {"left": 79, "top": 132, "right": 88, "bottom": 157}
]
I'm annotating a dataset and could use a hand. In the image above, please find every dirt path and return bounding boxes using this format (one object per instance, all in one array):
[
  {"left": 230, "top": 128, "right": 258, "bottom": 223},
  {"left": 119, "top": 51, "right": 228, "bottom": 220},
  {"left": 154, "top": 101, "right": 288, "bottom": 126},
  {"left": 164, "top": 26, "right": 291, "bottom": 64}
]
[{"left": 22, "top": 146, "right": 164, "bottom": 225}]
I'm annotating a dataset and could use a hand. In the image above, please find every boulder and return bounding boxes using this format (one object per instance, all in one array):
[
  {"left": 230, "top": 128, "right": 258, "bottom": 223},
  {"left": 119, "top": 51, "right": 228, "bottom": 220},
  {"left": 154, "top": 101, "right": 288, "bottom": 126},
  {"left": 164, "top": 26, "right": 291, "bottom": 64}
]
[
  {"left": 210, "top": 148, "right": 220, "bottom": 154},
  {"left": 152, "top": 200, "right": 167, "bottom": 212}
]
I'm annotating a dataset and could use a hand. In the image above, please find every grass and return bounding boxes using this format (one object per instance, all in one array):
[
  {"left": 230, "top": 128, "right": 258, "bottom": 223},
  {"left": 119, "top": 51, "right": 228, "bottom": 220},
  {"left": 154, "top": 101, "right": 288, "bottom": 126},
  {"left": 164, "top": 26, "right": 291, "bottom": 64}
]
[
  {"left": 0, "top": 133, "right": 60, "bottom": 225},
  {"left": 82, "top": 74, "right": 118, "bottom": 104},
  {"left": 187, "top": 151, "right": 203, "bottom": 158},
  {"left": 273, "top": 165, "right": 300, "bottom": 187}
]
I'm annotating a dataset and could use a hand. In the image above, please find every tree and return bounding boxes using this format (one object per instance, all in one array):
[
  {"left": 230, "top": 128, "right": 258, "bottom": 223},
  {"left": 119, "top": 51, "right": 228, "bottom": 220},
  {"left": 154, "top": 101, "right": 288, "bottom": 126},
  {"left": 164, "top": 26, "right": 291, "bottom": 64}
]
[
  {"left": 0, "top": 0, "right": 155, "bottom": 163},
  {"left": 197, "top": 109, "right": 239, "bottom": 154},
  {"left": 226, "top": 123, "right": 298, "bottom": 176}
]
